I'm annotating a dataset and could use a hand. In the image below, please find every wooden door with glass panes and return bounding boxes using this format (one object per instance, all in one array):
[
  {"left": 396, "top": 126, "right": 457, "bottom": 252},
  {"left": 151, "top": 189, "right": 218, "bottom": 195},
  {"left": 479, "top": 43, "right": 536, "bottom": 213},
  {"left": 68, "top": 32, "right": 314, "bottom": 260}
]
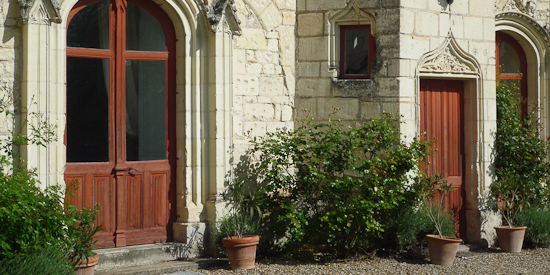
[{"left": 64, "top": 0, "right": 176, "bottom": 248}]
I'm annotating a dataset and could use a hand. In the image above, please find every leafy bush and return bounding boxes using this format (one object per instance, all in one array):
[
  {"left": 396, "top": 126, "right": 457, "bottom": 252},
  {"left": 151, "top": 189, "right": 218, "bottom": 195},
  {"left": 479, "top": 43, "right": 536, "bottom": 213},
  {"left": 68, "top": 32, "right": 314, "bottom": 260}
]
[
  {"left": 247, "top": 111, "right": 429, "bottom": 257},
  {"left": 381, "top": 206, "right": 455, "bottom": 254},
  {"left": 0, "top": 248, "right": 73, "bottom": 275},
  {"left": 493, "top": 79, "right": 550, "bottom": 208},
  {"left": 516, "top": 206, "right": 550, "bottom": 247}
]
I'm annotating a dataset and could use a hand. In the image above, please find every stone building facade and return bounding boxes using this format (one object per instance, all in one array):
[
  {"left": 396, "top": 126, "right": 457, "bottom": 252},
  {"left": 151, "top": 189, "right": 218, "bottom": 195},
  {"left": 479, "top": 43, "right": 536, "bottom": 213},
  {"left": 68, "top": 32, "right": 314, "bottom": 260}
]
[{"left": 0, "top": 0, "right": 548, "bottom": 256}]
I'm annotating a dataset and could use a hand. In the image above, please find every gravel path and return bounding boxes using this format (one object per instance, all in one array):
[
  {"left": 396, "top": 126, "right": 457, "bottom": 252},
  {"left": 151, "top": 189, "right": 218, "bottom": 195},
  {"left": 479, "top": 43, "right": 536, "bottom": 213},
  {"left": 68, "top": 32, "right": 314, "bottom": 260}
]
[{"left": 199, "top": 248, "right": 550, "bottom": 274}]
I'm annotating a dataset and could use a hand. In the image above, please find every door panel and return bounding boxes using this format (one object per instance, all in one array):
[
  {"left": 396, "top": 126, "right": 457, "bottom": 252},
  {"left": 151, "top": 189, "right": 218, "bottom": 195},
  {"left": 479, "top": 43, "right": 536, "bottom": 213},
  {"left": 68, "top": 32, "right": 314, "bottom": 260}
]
[{"left": 420, "top": 79, "right": 466, "bottom": 237}]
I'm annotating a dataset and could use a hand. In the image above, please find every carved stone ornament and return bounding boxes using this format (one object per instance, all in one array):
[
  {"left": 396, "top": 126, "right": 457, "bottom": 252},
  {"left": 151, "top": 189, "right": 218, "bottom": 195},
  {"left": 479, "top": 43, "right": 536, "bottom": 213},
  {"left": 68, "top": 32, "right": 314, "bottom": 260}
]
[
  {"left": 18, "top": 0, "right": 61, "bottom": 24},
  {"left": 418, "top": 32, "right": 479, "bottom": 75},
  {"left": 497, "top": 0, "right": 537, "bottom": 16},
  {"left": 207, "top": 0, "right": 242, "bottom": 35}
]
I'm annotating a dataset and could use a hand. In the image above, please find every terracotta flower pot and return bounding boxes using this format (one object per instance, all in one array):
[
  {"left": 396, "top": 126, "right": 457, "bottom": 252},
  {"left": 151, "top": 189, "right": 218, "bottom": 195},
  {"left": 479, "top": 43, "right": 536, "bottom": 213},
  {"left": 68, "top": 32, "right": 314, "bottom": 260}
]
[
  {"left": 426, "top": 234, "right": 462, "bottom": 266},
  {"left": 74, "top": 253, "right": 99, "bottom": 275},
  {"left": 222, "top": 235, "right": 259, "bottom": 270},
  {"left": 495, "top": 226, "right": 527, "bottom": 252}
]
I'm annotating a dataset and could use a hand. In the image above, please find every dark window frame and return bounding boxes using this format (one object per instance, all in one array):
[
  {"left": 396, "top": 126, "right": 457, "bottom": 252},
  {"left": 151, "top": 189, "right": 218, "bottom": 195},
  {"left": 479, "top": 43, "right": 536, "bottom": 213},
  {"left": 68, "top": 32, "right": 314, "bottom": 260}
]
[{"left": 339, "top": 25, "right": 376, "bottom": 79}]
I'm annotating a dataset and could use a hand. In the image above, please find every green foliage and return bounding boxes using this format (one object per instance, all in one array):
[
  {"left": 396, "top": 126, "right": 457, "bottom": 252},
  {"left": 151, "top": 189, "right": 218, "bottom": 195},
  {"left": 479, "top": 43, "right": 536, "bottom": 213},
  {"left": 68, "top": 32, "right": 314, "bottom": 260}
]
[
  {"left": 382, "top": 206, "right": 455, "bottom": 253},
  {"left": 247, "top": 110, "right": 429, "bottom": 257},
  {"left": 415, "top": 174, "right": 456, "bottom": 238},
  {"left": 221, "top": 179, "right": 265, "bottom": 238},
  {"left": 0, "top": 247, "right": 74, "bottom": 275},
  {"left": 0, "top": 92, "right": 101, "bottom": 265},
  {"left": 214, "top": 210, "right": 261, "bottom": 257},
  {"left": 492, "top": 80, "right": 550, "bottom": 226},
  {"left": 516, "top": 205, "right": 550, "bottom": 247}
]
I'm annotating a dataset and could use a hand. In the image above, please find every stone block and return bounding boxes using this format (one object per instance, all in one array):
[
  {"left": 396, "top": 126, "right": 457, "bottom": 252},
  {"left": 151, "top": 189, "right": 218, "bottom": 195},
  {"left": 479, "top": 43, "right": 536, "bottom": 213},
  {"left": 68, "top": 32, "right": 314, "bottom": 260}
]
[
  {"left": 452, "top": 0, "right": 469, "bottom": 15},
  {"left": 297, "top": 62, "right": 320, "bottom": 77},
  {"left": 297, "top": 13, "right": 324, "bottom": 37},
  {"left": 233, "top": 49, "right": 246, "bottom": 75},
  {"left": 360, "top": 101, "right": 381, "bottom": 120},
  {"left": 235, "top": 28, "right": 267, "bottom": 50},
  {"left": 255, "top": 50, "right": 273, "bottom": 63},
  {"left": 305, "top": 0, "right": 346, "bottom": 10},
  {"left": 320, "top": 62, "right": 333, "bottom": 78},
  {"left": 295, "top": 98, "right": 317, "bottom": 119},
  {"left": 246, "top": 50, "right": 257, "bottom": 63},
  {"left": 318, "top": 98, "right": 359, "bottom": 120},
  {"left": 400, "top": 9, "right": 415, "bottom": 34},
  {"left": 297, "top": 0, "right": 306, "bottom": 11},
  {"left": 280, "top": 105, "right": 294, "bottom": 121},
  {"left": 260, "top": 76, "right": 286, "bottom": 95},
  {"left": 401, "top": 0, "right": 427, "bottom": 9},
  {"left": 332, "top": 79, "right": 373, "bottom": 97},
  {"left": 244, "top": 121, "right": 268, "bottom": 137},
  {"left": 282, "top": 11, "right": 296, "bottom": 25},
  {"left": 470, "top": 0, "right": 495, "bottom": 17},
  {"left": 415, "top": 11, "right": 439, "bottom": 36},
  {"left": 439, "top": 13, "right": 450, "bottom": 36},
  {"left": 298, "top": 37, "right": 328, "bottom": 61},
  {"left": 246, "top": 63, "right": 263, "bottom": 75},
  {"left": 261, "top": 4, "right": 283, "bottom": 30},
  {"left": 248, "top": 0, "right": 271, "bottom": 14},
  {"left": 268, "top": 38, "right": 279, "bottom": 51},
  {"left": 262, "top": 63, "right": 276, "bottom": 75},
  {"left": 234, "top": 75, "right": 259, "bottom": 96},
  {"left": 451, "top": 15, "right": 464, "bottom": 39},
  {"left": 483, "top": 18, "right": 495, "bottom": 41},
  {"left": 400, "top": 35, "right": 429, "bottom": 60},
  {"left": 244, "top": 103, "right": 275, "bottom": 120},
  {"left": 464, "top": 17, "right": 483, "bottom": 40},
  {"left": 297, "top": 78, "right": 331, "bottom": 97},
  {"left": 279, "top": 26, "right": 296, "bottom": 66},
  {"left": 398, "top": 77, "right": 415, "bottom": 97}
]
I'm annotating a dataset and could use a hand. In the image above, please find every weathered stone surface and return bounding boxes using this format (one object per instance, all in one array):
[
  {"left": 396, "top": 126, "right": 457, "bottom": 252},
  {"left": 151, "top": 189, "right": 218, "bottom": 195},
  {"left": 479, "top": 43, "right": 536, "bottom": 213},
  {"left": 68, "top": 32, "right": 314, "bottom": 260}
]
[
  {"left": 297, "top": 78, "right": 331, "bottom": 97},
  {"left": 332, "top": 79, "right": 374, "bottom": 98},
  {"left": 318, "top": 98, "right": 359, "bottom": 120},
  {"left": 298, "top": 37, "right": 328, "bottom": 61},
  {"left": 260, "top": 76, "right": 286, "bottom": 95},
  {"left": 297, "top": 13, "right": 324, "bottom": 37},
  {"left": 235, "top": 28, "right": 267, "bottom": 50},
  {"left": 234, "top": 75, "right": 259, "bottom": 96},
  {"left": 297, "top": 62, "right": 320, "bottom": 77},
  {"left": 261, "top": 3, "right": 283, "bottom": 29}
]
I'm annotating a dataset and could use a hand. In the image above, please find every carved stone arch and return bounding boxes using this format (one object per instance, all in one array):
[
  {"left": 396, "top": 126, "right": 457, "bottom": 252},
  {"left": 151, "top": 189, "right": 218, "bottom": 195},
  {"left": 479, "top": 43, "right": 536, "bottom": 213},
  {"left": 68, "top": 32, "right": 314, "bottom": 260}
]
[
  {"left": 18, "top": 0, "right": 61, "bottom": 24},
  {"left": 496, "top": 11, "right": 550, "bottom": 136},
  {"left": 417, "top": 31, "right": 481, "bottom": 76}
]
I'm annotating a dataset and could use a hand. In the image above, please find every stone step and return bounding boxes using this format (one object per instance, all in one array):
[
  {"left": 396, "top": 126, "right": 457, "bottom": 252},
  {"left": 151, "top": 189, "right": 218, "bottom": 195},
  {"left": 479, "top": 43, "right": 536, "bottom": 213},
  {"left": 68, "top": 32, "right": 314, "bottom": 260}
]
[
  {"left": 94, "top": 259, "right": 228, "bottom": 275},
  {"left": 95, "top": 243, "right": 187, "bottom": 272}
]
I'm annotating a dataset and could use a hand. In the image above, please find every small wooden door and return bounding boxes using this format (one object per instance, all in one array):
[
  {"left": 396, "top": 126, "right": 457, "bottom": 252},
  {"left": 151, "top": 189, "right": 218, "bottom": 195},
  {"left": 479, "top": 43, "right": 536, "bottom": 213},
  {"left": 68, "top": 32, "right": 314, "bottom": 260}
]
[
  {"left": 64, "top": 0, "right": 176, "bottom": 248},
  {"left": 420, "top": 79, "right": 466, "bottom": 237}
]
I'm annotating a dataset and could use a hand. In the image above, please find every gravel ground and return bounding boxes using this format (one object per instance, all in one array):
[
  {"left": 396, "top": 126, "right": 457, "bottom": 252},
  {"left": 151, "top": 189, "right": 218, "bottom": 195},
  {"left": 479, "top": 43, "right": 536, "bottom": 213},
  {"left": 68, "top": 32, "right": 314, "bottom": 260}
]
[{"left": 199, "top": 248, "right": 550, "bottom": 274}]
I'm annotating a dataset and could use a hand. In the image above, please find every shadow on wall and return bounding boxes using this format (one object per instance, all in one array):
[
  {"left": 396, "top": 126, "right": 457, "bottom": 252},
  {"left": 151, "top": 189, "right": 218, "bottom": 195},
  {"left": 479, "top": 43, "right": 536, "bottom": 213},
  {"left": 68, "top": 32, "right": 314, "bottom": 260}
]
[{"left": 168, "top": 223, "right": 207, "bottom": 260}]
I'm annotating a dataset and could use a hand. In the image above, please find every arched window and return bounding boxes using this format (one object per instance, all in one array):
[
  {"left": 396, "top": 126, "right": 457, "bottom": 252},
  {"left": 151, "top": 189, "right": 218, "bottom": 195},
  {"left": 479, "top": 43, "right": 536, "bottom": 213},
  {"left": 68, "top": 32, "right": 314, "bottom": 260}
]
[
  {"left": 496, "top": 32, "right": 528, "bottom": 112},
  {"left": 65, "top": 0, "right": 177, "bottom": 248}
]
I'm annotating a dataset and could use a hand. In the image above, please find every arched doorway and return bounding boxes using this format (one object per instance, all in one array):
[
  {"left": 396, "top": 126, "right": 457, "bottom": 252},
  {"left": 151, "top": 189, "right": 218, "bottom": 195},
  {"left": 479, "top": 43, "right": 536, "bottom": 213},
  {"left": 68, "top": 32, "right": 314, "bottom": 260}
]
[
  {"left": 496, "top": 31, "right": 528, "bottom": 113},
  {"left": 64, "top": 0, "right": 177, "bottom": 248}
]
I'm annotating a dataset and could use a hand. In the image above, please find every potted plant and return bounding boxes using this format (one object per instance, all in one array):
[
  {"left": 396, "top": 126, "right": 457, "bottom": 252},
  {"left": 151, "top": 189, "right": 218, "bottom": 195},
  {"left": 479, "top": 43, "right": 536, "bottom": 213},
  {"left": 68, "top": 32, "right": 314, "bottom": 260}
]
[
  {"left": 220, "top": 179, "right": 263, "bottom": 270},
  {"left": 490, "top": 169, "right": 528, "bottom": 252},
  {"left": 418, "top": 174, "right": 462, "bottom": 266},
  {"left": 65, "top": 203, "right": 102, "bottom": 275}
]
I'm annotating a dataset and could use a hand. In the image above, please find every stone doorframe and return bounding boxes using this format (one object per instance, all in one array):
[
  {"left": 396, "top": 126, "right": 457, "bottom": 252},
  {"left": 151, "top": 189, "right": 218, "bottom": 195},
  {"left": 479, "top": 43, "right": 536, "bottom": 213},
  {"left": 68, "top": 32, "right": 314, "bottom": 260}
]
[
  {"left": 415, "top": 31, "right": 493, "bottom": 245},
  {"left": 17, "top": 0, "right": 240, "bottom": 257}
]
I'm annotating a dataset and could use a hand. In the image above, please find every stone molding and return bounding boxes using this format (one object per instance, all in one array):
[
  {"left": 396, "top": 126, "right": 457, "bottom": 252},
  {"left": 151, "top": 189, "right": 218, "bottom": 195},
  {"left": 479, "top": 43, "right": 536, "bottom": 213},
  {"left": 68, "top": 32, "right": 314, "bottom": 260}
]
[
  {"left": 417, "top": 31, "right": 480, "bottom": 75},
  {"left": 327, "top": 0, "right": 375, "bottom": 76},
  {"left": 496, "top": 12, "right": 550, "bottom": 44},
  {"left": 18, "top": 0, "right": 61, "bottom": 24},
  {"left": 497, "top": 0, "right": 537, "bottom": 17}
]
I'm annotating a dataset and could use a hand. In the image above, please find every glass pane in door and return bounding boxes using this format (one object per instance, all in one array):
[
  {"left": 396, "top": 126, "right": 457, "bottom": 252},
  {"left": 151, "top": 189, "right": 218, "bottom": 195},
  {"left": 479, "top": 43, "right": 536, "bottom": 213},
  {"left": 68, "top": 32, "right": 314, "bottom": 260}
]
[
  {"left": 126, "top": 60, "right": 167, "bottom": 161},
  {"left": 126, "top": 2, "right": 166, "bottom": 52},
  {"left": 66, "top": 57, "right": 110, "bottom": 162},
  {"left": 67, "top": 0, "right": 110, "bottom": 49}
]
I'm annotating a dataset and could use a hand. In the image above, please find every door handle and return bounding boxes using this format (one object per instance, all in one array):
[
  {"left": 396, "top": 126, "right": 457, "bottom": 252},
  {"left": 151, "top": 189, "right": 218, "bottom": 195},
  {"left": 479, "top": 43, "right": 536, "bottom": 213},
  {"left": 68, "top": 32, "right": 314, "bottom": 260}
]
[{"left": 126, "top": 167, "right": 141, "bottom": 174}]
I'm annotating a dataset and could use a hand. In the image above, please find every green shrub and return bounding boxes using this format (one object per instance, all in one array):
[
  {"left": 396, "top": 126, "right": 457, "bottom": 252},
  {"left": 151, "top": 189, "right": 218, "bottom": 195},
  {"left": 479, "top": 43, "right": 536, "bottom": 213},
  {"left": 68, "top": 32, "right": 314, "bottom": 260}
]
[
  {"left": 246, "top": 111, "right": 429, "bottom": 257},
  {"left": 516, "top": 206, "right": 550, "bottom": 247},
  {"left": 493, "top": 80, "right": 550, "bottom": 206},
  {"left": 0, "top": 247, "right": 74, "bottom": 275}
]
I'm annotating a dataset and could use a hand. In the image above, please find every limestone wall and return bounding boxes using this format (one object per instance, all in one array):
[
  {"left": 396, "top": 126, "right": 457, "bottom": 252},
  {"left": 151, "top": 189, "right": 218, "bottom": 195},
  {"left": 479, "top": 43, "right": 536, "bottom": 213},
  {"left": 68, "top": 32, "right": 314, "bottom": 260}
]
[
  {"left": 0, "top": 0, "right": 22, "bottom": 144},
  {"left": 232, "top": 0, "right": 296, "bottom": 154}
]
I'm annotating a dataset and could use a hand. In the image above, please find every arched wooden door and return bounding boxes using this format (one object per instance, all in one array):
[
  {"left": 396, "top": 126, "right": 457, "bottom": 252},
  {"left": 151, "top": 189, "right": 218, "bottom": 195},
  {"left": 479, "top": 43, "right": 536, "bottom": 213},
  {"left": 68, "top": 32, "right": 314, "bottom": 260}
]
[
  {"left": 64, "top": 0, "right": 177, "bottom": 248},
  {"left": 420, "top": 79, "right": 466, "bottom": 238}
]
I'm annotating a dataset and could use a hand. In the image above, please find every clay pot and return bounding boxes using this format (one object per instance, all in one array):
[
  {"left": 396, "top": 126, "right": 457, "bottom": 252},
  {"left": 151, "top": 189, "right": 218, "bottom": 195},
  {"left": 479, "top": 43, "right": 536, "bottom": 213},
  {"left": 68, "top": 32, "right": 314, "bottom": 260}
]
[
  {"left": 74, "top": 253, "right": 99, "bottom": 275},
  {"left": 222, "top": 235, "right": 259, "bottom": 270},
  {"left": 426, "top": 234, "right": 463, "bottom": 267},
  {"left": 495, "top": 226, "right": 527, "bottom": 252}
]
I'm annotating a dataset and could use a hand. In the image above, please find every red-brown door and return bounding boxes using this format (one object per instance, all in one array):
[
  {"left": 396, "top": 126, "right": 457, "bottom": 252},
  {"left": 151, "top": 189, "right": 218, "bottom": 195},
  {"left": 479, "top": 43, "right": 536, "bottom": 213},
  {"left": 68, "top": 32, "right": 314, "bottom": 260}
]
[
  {"left": 64, "top": 0, "right": 176, "bottom": 248},
  {"left": 420, "top": 79, "right": 466, "bottom": 238}
]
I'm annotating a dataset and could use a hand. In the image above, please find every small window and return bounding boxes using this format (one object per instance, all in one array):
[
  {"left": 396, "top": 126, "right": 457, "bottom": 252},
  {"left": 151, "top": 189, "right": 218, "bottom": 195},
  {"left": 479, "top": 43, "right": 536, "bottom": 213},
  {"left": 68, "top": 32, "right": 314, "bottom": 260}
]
[{"left": 339, "top": 25, "right": 375, "bottom": 79}]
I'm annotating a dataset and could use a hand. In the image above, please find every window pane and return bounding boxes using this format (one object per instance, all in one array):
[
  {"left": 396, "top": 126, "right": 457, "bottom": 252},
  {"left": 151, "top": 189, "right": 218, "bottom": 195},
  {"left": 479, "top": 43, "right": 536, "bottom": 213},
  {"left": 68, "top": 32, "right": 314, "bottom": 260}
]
[
  {"left": 66, "top": 57, "right": 110, "bottom": 162},
  {"left": 67, "top": 0, "right": 109, "bottom": 49},
  {"left": 499, "top": 41, "right": 521, "bottom": 73},
  {"left": 126, "top": 60, "right": 167, "bottom": 161},
  {"left": 126, "top": 3, "right": 166, "bottom": 52},
  {"left": 344, "top": 28, "right": 370, "bottom": 75}
]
